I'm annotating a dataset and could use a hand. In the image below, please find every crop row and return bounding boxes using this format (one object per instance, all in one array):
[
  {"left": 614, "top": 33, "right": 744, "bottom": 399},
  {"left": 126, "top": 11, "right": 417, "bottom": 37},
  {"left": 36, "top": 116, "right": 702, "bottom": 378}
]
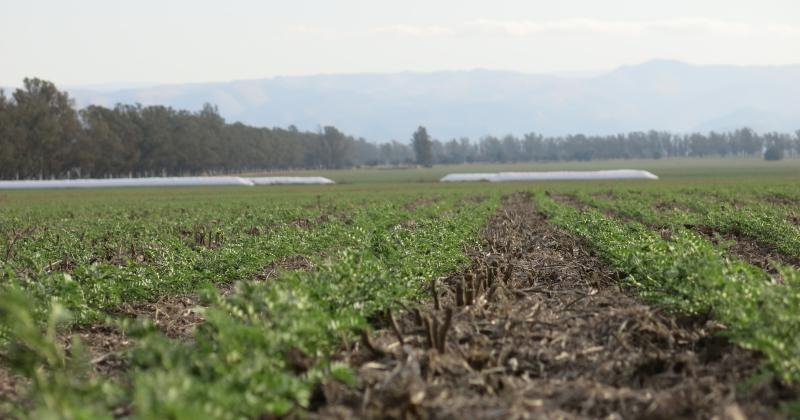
[
  {"left": 0, "top": 191, "right": 460, "bottom": 328},
  {"left": 573, "top": 187, "right": 800, "bottom": 261},
  {"left": 0, "top": 191, "right": 500, "bottom": 418},
  {"left": 534, "top": 192, "right": 800, "bottom": 387}
]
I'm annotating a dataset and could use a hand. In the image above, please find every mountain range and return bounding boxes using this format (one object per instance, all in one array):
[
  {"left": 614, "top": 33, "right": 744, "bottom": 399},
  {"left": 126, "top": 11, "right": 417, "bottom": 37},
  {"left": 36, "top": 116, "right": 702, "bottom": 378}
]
[{"left": 63, "top": 60, "right": 800, "bottom": 141}]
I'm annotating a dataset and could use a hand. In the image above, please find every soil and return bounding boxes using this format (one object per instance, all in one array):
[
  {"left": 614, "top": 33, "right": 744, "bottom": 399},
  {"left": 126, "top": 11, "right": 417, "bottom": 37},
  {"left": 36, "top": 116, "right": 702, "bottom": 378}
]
[
  {"left": 546, "top": 193, "right": 588, "bottom": 211},
  {"left": 684, "top": 225, "right": 800, "bottom": 274},
  {"left": 394, "top": 220, "right": 419, "bottom": 230},
  {"left": 653, "top": 201, "right": 692, "bottom": 213},
  {"left": 462, "top": 195, "right": 489, "bottom": 205},
  {"left": 590, "top": 191, "right": 616, "bottom": 201},
  {"left": 0, "top": 366, "right": 24, "bottom": 406},
  {"left": 266, "top": 211, "right": 347, "bottom": 231},
  {"left": 761, "top": 195, "right": 800, "bottom": 207},
  {"left": 1, "top": 323, "right": 139, "bottom": 407},
  {"left": 114, "top": 294, "right": 207, "bottom": 340},
  {"left": 0, "top": 251, "right": 321, "bottom": 407},
  {"left": 549, "top": 193, "right": 629, "bottom": 221},
  {"left": 256, "top": 254, "right": 315, "bottom": 282},
  {"left": 314, "top": 193, "right": 795, "bottom": 419},
  {"left": 68, "top": 324, "right": 135, "bottom": 377},
  {"left": 550, "top": 193, "right": 800, "bottom": 274},
  {"left": 405, "top": 198, "right": 442, "bottom": 211}
]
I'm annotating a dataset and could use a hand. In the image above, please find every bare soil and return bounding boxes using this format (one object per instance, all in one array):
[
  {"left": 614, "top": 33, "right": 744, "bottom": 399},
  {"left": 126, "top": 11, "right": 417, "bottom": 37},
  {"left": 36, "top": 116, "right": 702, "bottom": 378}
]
[
  {"left": 590, "top": 191, "right": 616, "bottom": 201},
  {"left": 114, "top": 294, "right": 207, "bottom": 340},
  {"left": 548, "top": 192, "right": 629, "bottom": 222},
  {"left": 684, "top": 225, "right": 800, "bottom": 274},
  {"left": 256, "top": 254, "right": 315, "bottom": 282},
  {"left": 314, "top": 193, "right": 795, "bottom": 419},
  {"left": 761, "top": 195, "right": 800, "bottom": 207},
  {"left": 546, "top": 193, "right": 589, "bottom": 211},
  {"left": 0, "top": 366, "right": 24, "bottom": 406}
]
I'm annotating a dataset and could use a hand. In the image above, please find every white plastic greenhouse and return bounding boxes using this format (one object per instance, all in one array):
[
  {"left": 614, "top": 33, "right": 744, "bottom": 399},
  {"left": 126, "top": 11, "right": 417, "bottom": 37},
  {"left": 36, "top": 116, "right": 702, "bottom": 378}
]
[
  {"left": 438, "top": 173, "right": 497, "bottom": 182},
  {"left": 0, "top": 176, "right": 336, "bottom": 189},
  {"left": 248, "top": 177, "right": 335, "bottom": 185},
  {"left": 441, "top": 170, "right": 658, "bottom": 182}
]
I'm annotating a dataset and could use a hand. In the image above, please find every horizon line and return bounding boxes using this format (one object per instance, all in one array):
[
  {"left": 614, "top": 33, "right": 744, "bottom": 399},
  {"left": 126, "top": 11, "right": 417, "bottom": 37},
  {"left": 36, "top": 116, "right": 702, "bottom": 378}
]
[{"left": 4, "top": 58, "right": 800, "bottom": 92}]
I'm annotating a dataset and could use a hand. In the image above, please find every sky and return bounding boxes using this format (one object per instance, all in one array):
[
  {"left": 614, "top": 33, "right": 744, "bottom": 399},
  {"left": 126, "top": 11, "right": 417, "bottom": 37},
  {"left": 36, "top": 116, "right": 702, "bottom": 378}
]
[{"left": 1, "top": 0, "right": 799, "bottom": 87}]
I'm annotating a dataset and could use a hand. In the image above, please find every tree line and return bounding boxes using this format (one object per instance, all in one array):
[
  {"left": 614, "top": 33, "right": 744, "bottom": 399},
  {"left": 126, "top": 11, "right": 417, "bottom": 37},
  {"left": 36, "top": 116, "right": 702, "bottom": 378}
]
[
  {"left": 410, "top": 128, "right": 799, "bottom": 166},
  {"left": 1, "top": 78, "right": 798, "bottom": 179}
]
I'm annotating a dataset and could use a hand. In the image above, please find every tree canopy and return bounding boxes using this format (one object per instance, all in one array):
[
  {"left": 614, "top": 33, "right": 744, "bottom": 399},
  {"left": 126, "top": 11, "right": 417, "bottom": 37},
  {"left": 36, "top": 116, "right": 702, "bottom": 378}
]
[
  {"left": 0, "top": 78, "right": 798, "bottom": 179},
  {"left": 412, "top": 126, "right": 433, "bottom": 167}
]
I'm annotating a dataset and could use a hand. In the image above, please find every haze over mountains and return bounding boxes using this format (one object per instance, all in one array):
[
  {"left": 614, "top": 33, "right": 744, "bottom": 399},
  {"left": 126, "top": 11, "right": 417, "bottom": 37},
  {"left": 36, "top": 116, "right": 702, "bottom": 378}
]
[{"left": 65, "top": 60, "right": 800, "bottom": 141}]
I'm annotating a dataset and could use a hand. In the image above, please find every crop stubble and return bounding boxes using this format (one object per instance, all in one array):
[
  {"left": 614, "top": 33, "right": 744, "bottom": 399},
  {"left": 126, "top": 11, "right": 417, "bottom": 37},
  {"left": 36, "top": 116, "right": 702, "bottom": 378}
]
[{"left": 315, "top": 193, "right": 792, "bottom": 419}]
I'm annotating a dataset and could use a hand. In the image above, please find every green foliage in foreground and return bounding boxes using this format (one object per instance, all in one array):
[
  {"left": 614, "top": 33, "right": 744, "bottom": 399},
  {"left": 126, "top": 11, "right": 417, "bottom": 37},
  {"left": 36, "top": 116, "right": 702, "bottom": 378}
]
[
  {"left": 0, "top": 291, "right": 121, "bottom": 419},
  {"left": 127, "top": 201, "right": 497, "bottom": 419},
  {"left": 534, "top": 192, "right": 800, "bottom": 383},
  {"left": 0, "top": 192, "right": 499, "bottom": 418}
]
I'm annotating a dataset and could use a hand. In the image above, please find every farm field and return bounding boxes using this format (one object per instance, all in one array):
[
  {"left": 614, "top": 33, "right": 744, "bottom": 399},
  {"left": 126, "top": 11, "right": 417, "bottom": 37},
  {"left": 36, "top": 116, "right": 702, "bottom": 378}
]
[
  {"left": 243, "top": 157, "right": 800, "bottom": 184},
  {"left": 1, "top": 159, "right": 800, "bottom": 418}
]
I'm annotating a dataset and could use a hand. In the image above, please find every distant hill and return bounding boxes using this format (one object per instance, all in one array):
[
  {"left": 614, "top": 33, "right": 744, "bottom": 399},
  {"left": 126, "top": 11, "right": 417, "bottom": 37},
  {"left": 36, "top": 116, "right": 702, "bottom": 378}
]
[{"left": 65, "top": 60, "right": 800, "bottom": 141}]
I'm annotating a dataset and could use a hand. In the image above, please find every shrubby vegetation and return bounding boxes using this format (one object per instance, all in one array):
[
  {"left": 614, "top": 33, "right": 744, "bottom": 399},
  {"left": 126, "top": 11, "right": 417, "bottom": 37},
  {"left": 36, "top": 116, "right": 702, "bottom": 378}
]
[
  {"left": 764, "top": 145, "right": 785, "bottom": 161},
  {"left": 1, "top": 78, "right": 799, "bottom": 179}
]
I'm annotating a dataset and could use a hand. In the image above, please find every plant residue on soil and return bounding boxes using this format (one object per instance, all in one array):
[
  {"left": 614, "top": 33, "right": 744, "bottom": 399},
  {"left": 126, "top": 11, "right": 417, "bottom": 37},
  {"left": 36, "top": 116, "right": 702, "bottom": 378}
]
[{"left": 314, "top": 192, "right": 794, "bottom": 419}]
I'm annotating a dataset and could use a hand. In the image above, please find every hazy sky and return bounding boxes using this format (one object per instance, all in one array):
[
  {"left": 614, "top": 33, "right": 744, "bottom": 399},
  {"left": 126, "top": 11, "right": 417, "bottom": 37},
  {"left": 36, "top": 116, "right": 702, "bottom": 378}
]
[{"left": 1, "top": 0, "right": 798, "bottom": 86}]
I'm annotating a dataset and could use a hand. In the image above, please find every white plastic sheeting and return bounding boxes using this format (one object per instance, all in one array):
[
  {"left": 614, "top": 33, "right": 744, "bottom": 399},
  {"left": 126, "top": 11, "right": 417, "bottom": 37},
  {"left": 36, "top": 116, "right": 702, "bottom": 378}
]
[
  {"left": 248, "top": 176, "right": 335, "bottom": 185},
  {"left": 439, "top": 173, "right": 497, "bottom": 182},
  {"left": 0, "top": 176, "right": 336, "bottom": 189},
  {"left": 441, "top": 170, "right": 658, "bottom": 183}
]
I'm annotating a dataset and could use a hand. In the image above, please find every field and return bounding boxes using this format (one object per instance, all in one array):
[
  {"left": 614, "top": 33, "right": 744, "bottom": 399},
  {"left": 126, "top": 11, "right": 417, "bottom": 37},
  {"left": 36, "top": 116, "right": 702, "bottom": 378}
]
[
  {"left": 245, "top": 157, "right": 800, "bottom": 184},
  {"left": 1, "top": 158, "right": 800, "bottom": 418}
]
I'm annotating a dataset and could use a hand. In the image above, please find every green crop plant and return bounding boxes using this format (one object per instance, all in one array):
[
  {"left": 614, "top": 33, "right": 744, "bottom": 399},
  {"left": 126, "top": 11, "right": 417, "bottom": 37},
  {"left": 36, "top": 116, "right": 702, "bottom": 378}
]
[
  {"left": 0, "top": 188, "right": 500, "bottom": 418},
  {"left": 534, "top": 191, "right": 800, "bottom": 383},
  {"left": 576, "top": 186, "right": 800, "bottom": 261}
]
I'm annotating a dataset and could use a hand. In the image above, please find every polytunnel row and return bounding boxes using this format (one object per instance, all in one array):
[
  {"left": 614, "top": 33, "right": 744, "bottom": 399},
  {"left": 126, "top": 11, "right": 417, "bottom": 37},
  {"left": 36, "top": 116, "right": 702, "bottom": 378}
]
[
  {"left": 0, "top": 176, "right": 336, "bottom": 189},
  {"left": 440, "top": 170, "right": 659, "bottom": 182}
]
